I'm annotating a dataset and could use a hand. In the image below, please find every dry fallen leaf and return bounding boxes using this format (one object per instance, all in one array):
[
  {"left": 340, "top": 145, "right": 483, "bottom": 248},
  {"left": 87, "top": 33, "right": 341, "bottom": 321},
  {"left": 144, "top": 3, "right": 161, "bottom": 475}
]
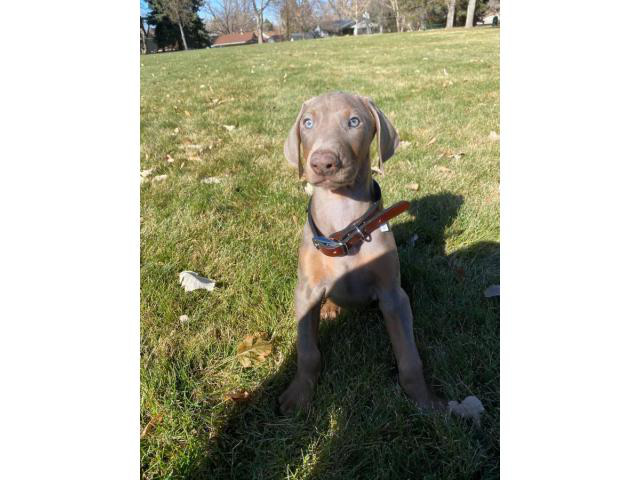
[
  {"left": 184, "top": 110, "right": 191, "bottom": 117},
  {"left": 304, "top": 183, "right": 314, "bottom": 196},
  {"left": 201, "top": 176, "right": 222, "bottom": 185},
  {"left": 223, "top": 389, "right": 251, "bottom": 403},
  {"left": 140, "top": 414, "right": 163, "bottom": 439},
  {"left": 435, "top": 165, "right": 454, "bottom": 176},
  {"left": 406, "top": 182, "right": 420, "bottom": 192},
  {"left": 152, "top": 174, "right": 168, "bottom": 183},
  {"left": 237, "top": 333, "right": 273, "bottom": 368},
  {"left": 427, "top": 136, "right": 437, "bottom": 146}
]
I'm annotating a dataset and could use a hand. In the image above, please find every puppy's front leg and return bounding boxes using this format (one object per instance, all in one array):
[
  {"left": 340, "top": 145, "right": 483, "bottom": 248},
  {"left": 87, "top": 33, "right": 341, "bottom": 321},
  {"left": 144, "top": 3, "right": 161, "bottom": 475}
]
[
  {"left": 279, "top": 283, "right": 324, "bottom": 414},
  {"left": 379, "top": 287, "right": 444, "bottom": 410}
]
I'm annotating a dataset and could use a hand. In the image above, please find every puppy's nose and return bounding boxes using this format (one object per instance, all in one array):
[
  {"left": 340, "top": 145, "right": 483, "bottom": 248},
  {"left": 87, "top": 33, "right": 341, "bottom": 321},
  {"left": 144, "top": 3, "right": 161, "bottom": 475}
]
[{"left": 310, "top": 151, "right": 341, "bottom": 176}]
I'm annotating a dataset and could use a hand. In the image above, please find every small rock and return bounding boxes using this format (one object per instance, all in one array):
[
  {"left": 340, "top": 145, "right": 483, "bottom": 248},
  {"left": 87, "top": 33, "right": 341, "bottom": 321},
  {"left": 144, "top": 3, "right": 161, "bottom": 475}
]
[
  {"left": 179, "top": 314, "right": 189, "bottom": 324},
  {"left": 152, "top": 174, "right": 168, "bottom": 183},
  {"left": 484, "top": 284, "right": 500, "bottom": 298},
  {"left": 448, "top": 395, "right": 485, "bottom": 425},
  {"left": 179, "top": 271, "right": 216, "bottom": 292},
  {"left": 201, "top": 176, "right": 222, "bottom": 184}
]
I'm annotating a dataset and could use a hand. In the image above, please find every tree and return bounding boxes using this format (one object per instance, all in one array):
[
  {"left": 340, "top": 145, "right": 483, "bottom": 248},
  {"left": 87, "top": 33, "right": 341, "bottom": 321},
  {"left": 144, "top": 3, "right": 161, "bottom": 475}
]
[
  {"left": 465, "top": 0, "right": 476, "bottom": 27},
  {"left": 147, "top": 0, "right": 209, "bottom": 50},
  {"left": 140, "top": 16, "right": 148, "bottom": 53},
  {"left": 154, "top": 0, "right": 197, "bottom": 49},
  {"left": 446, "top": 0, "right": 455, "bottom": 28},
  {"left": 251, "top": 0, "right": 272, "bottom": 43},
  {"left": 205, "top": 0, "right": 255, "bottom": 35}
]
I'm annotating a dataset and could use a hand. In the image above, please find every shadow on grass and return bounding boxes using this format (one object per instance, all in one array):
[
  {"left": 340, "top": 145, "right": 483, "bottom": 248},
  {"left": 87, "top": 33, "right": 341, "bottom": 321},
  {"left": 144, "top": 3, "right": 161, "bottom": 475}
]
[{"left": 184, "top": 192, "right": 499, "bottom": 479}]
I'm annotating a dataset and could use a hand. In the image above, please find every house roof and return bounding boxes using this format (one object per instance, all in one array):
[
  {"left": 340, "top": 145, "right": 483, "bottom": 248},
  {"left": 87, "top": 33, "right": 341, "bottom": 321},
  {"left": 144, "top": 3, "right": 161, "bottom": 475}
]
[
  {"left": 320, "top": 19, "right": 355, "bottom": 33},
  {"left": 213, "top": 32, "right": 258, "bottom": 46}
]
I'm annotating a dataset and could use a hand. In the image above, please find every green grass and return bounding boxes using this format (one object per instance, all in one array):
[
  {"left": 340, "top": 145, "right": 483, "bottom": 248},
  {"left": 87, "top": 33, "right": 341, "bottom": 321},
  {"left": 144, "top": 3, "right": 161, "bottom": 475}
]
[{"left": 141, "top": 27, "right": 499, "bottom": 479}]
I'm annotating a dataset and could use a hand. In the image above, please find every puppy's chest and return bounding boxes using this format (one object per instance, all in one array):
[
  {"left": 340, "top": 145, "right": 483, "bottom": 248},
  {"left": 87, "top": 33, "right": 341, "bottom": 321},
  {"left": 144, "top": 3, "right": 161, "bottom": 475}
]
[{"left": 317, "top": 255, "right": 379, "bottom": 306}]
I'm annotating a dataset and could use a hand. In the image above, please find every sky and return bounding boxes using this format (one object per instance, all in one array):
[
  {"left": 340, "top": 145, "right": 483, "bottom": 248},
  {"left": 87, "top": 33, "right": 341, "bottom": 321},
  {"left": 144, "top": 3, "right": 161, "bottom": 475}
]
[{"left": 140, "top": 0, "right": 278, "bottom": 24}]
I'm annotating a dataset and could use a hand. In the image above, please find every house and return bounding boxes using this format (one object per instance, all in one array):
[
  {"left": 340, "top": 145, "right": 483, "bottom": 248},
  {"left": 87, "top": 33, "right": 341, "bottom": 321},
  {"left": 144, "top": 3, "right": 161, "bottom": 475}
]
[
  {"left": 290, "top": 32, "right": 318, "bottom": 41},
  {"left": 263, "top": 31, "right": 285, "bottom": 43},
  {"left": 347, "top": 20, "right": 379, "bottom": 35},
  {"left": 212, "top": 32, "right": 266, "bottom": 48},
  {"left": 319, "top": 19, "right": 356, "bottom": 36}
]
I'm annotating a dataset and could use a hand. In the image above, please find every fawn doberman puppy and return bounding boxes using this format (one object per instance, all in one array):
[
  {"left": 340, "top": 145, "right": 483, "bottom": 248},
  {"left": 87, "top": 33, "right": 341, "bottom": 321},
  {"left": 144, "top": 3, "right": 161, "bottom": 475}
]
[{"left": 279, "top": 92, "right": 445, "bottom": 414}]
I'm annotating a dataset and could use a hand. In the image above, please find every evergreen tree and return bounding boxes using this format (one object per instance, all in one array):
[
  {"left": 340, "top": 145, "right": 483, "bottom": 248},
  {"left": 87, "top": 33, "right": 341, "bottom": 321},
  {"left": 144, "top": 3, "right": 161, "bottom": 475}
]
[{"left": 147, "top": 0, "right": 210, "bottom": 50}]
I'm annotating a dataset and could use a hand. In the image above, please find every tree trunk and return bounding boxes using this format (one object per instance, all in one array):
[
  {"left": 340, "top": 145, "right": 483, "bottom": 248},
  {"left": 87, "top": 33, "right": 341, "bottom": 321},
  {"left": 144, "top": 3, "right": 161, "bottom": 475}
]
[
  {"left": 285, "top": 0, "right": 290, "bottom": 40},
  {"left": 141, "top": 27, "right": 147, "bottom": 54},
  {"left": 354, "top": 0, "right": 358, "bottom": 35},
  {"left": 446, "top": 0, "right": 456, "bottom": 28},
  {"left": 177, "top": 20, "right": 189, "bottom": 50},
  {"left": 465, "top": 0, "right": 477, "bottom": 27},
  {"left": 257, "top": 15, "right": 263, "bottom": 43}
]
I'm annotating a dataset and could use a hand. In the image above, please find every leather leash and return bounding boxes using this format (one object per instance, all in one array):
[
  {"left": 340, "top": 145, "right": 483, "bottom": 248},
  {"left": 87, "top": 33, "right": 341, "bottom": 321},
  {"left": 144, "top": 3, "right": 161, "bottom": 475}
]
[{"left": 308, "top": 180, "right": 410, "bottom": 257}]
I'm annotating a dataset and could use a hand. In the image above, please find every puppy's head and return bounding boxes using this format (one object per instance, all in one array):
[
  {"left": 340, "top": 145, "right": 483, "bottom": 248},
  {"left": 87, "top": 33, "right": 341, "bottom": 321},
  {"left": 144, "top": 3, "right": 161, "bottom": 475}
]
[{"left": 284, "top": 92, "right": 399, "bottom": 189}]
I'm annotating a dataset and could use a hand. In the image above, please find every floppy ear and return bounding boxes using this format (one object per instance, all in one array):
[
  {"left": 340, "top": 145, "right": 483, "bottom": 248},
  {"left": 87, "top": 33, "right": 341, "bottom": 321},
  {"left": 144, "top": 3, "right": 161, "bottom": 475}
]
[
  {"left": 364, "top": 98, "right": 400, "bottom": 175},
  {"left": 283, "top": 102, "right": 306, "bottom": 179}
]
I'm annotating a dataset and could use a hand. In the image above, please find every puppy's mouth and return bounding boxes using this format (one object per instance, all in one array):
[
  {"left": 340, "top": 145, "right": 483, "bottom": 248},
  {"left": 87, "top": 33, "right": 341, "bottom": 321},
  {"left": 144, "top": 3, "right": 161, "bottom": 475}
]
[{"left": 307, "top": 164, "right": 358, "bottom": 189}]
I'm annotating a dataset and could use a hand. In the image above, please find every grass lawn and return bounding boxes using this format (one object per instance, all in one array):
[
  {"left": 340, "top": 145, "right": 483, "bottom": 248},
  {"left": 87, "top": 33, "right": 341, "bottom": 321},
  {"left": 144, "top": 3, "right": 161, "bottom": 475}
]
[{"left": 141, "top": 27, "right": 499, "bottom": 479}]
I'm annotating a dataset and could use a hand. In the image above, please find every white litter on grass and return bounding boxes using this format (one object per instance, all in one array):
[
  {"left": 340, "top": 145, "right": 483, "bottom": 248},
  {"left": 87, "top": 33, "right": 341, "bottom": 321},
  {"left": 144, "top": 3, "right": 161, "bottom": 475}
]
[
  {"left": 141, "top": 168, "right": 155, "bottom": 178},
  {"left": 201, "top": 176, "right": 222, "bottom": 184},
  {"left": 179, "top": 271, "right": 216, "bottom": 292},
  {"left": 397, "top": 141, "right": 412, "bottom": 150},
  {"left": 152, "top": 174, "right": 168, "bottom": 183},
  {"left": 408, "top": 234, "right": 419, "bottom": 247},
  {"left": 448, "top": 395, "right": 485, "bottom": 425},
  {"left": 484, "top": 284, "right": 500, "bottom": 298},
  {"left": 179, "top": 314, "right": 189, "bottom": 324},
  {"left": 488, "top": 131, "right": 500, "bottom": 141},
  {"left": 222, "top": 124, "right": 236, "bottom": 132}
]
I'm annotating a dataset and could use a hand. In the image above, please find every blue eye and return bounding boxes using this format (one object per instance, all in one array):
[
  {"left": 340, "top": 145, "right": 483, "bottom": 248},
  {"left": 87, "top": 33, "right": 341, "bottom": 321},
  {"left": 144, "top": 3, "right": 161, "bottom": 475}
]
[
  {"left": 349, "top": 117, "right": 360, "bottom": 128},
  {"left": 303, "top": 118, "right": 313, "bottom": 129}
]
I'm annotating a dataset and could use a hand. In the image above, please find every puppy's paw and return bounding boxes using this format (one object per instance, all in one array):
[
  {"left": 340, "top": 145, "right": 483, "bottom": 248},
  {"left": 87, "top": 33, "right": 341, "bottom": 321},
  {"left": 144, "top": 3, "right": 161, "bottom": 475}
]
[
  {"left": 278, "top": 377, "right": 315, "bottom": 415},
  {"left": 320, "top": 300, "right": 341, "bottom": 321}
]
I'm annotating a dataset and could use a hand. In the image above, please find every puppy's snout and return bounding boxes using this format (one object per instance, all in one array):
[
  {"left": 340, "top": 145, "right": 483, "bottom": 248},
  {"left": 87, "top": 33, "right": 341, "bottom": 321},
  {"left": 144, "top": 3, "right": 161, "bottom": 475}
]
[{"left": 310, "top": 151, "right": 341, "bottom": 176}]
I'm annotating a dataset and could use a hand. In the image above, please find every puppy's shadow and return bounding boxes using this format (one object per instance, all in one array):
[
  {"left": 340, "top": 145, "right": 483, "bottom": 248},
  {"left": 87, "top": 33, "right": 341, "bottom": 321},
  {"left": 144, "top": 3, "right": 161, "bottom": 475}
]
[{"left": 184, "top": 192, "right": 500, "bottom": 479}]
